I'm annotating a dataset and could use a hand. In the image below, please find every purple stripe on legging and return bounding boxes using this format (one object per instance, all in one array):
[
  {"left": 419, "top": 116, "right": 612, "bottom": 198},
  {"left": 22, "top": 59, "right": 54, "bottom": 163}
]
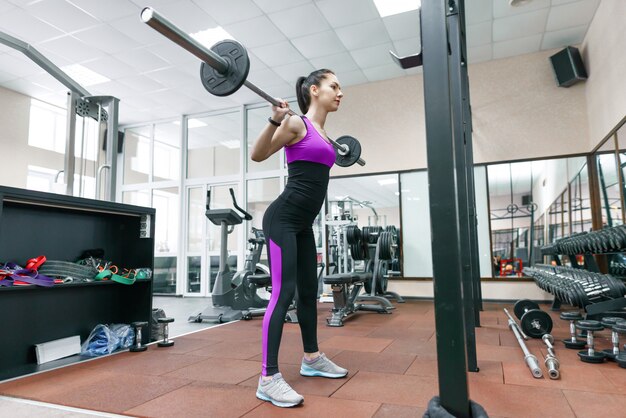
[{"left": 262, "top": 238, "right": 282, "bottom": 376}]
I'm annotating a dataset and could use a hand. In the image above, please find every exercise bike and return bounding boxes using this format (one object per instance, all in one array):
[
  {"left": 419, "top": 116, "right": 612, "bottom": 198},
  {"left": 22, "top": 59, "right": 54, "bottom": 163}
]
[{"left": 189, "top": 188, "right": 270, "bottom": 323}]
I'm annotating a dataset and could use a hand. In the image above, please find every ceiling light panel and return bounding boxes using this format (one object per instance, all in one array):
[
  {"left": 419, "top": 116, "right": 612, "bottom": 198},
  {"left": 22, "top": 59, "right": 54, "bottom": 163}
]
[{"left": 373, "top": 0, "right": 421, "bottom": 18}]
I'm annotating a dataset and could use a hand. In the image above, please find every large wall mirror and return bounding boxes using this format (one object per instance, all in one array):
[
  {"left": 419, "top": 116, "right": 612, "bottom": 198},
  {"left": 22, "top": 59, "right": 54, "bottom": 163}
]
[{"left": 487, "top": 156, "right": 589, "bottom": 278}]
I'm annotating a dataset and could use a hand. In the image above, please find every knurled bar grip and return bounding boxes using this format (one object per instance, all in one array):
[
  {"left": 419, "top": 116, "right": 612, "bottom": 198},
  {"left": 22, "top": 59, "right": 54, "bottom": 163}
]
[
  {"left": 140, "top": 7, "right": 366, "bottom": 166},
  {"left": 504, "top": 309, "right": 543, "bottom": 378}
]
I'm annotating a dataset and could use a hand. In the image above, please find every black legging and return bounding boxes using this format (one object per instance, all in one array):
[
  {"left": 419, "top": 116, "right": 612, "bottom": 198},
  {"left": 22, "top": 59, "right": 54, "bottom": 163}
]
[{"left": 261, "top": 162, "right": 329, "bottom": 376}]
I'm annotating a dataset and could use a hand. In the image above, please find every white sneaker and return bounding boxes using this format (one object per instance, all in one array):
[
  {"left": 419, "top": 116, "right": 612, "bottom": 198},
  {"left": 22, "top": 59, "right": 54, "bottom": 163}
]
[
  {"left": 256, "top": 373, "right": 304, "bottom": 408},
  {"left": 300, "top": 353, "right": 348, "bottom": 378}
]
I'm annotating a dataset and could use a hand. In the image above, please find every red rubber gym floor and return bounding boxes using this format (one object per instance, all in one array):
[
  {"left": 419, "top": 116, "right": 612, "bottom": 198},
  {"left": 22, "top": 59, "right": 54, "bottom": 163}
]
[{"left": 1, "top": 300, "right": 625, "bottom": 417}]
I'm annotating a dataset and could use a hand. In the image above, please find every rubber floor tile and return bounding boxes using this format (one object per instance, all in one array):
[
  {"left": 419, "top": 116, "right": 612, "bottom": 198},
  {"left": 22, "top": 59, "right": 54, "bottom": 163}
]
[
  {"left": 186, "top": 340, "right": 263, "bottom": 360},
  {"left": 476, "top": 343, "right": 543, "bottom": 363},
  {"left": 238, "top": 363, "right": 352, "bottom": 397},
  {"left": 332, "top": 371, "right": 437, "bottom": 406},
  {"left": 366, "top": 325, "right": 434, "bottom": 341},
  {"left": 242, "top": 394, "right": 380, "bottom": 418},
  {"left": 163, "top": 357, "right": 260, "bottom": 384},
  {"left": 330, "top": 350, "right": 417, "bottom": 375},
  {"left": 42, "top": 373, "right": 192, "bottom": 414},
  {"left": 124, "top": 380, "right": 261, "bottom": 418},
  {"left": 474, "top": 326, "right": 502, "bottom": 346},
  {"left": 0, "top": 367, "right": 119, "bottom": 400},
  {"left": 144, "top": 335, "right": 223, "bottom": 354},
  {"left": 319, "top": 335, "right": 393, "bottom": 353},
  {"left": 317, "top": 324, "right": 379, "bottom": 338},
  {"left": 597, "top": 366, "right": 626, "bottom": 395},
  {"left": 381, "top": 338, "right": 438, "bottom": 357},
  {"left": 373, "top": 403, "right": 426, "bottom": 417},
  {"left": 562, "top": 389, "right": 626, "bottom": 418},
  {"left": 81, "top": 350, "right": 207, "bottom": 376},
  {"left": 469, "top": 380, "right": 575, "bottom": 418},
  {"left": 247, "top": 345, "right": 344, "bottom": 366},
  {"left": 405, "top": 358, "right": 504, "bottom": 385}
]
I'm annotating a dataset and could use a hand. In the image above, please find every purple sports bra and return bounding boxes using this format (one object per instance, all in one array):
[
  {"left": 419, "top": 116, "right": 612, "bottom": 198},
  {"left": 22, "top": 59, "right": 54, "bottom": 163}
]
[{"left": 284, "top": 116, "right": 335, "bottom": 168}]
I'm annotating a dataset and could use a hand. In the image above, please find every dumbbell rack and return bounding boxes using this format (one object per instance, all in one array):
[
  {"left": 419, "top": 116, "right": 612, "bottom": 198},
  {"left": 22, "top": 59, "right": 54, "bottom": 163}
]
[{"left": 534, "top": 225, "right": 626, "bottom": 318}]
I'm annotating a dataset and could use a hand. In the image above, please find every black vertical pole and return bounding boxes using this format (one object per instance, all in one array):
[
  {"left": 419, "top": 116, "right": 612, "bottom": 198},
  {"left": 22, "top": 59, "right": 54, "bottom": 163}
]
[
  {"left": 421, "top": 0, "right": 471, "bottom": 415},
  {"left": 448, "top": 2, "right": 478, "bottom": 372},
  {"left": 457, "top": 0, "right": 484, "bottom": 314}
]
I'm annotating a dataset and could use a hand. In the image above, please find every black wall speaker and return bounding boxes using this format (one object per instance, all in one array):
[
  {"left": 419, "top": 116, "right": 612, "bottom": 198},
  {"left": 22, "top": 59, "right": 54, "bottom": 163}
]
[
  {"left": 521, "top": 194, "right": 531, "bottom": 206},
  {"left": 549, "top": 46, "right": 588, "bottom": 88},
  {"left": 102, "top": 130, "right": 125, "bottom": 153}
]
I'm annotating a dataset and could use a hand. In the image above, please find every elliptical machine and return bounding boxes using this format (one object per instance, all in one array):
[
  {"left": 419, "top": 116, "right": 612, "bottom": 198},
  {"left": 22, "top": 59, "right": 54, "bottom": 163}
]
[{"left": 189, "top": 188, "right": 269, "bottom": 323}]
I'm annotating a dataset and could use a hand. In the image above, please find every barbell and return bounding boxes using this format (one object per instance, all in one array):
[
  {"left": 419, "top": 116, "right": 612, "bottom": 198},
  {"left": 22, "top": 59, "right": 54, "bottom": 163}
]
[{"left": 140, "top": 7, "right": 366, "bottom": 168}]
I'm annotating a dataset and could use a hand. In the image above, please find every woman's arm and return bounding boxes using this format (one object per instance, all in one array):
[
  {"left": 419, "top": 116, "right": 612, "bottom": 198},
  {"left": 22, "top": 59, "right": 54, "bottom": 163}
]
[{"left": 250, "top": 101, "right": 304, "bottom": 162}]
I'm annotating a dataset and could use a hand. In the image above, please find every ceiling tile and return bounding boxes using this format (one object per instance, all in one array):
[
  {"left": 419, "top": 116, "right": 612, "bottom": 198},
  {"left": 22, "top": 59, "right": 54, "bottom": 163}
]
[
  {"left": 551, "top": 0, "right": 583, "bottom": 5},
  {"left": 492, "top": 0, "right": 551, "bottom": 18},
  {"left": 546, "top": 0, "right": 600, "bottom": 32},
  {"left": 68, "top": 0, "right": 140, "bottom": 22},
  {"left": 0, "top": 8, "right": 64, "bottom": 44},
  {"left": 82, "top": 55, "right": 138, "bottom": 80},
  {"left": 151, "top": 1, "right": 218, "bottom": 33},
  {"left": 0, "top": 0, "right": 16, "bottom": 13},
  {"left": 467, "top": 44, "right": 492, "bottom": 64},
  {"left": 110, "top": 14, "right": 164, "bottom": 45},
  {"left": 467, "top": 21, "right": 492, "bottom": 48},
  {"left": 2, "top": 77, "right": 55, "bottom": 97},
  {"left": 24, "top": 71, "right": 71, "bottom": 92},
  {"left": 493, "top": 8, "right": 549, "bottom": 42},
  {"left": 144, "top": 67, "right": 193, "bottom": 89},
  {"left": 291, "top": 31, "right": 346, "bottom": 59},
  {"left": 0, "top": 68, "right": 18, "bottom": 83},
  {"left": 252, "top": 0, "right": 311, "bottom": 14},
  {"left": 38, "top": 35, "right": 106, "bottom": 63},
  {"left": 225, "top": 15, "right": 287, "bottom": 48},
  {"left": 382, "top": 9, "right": 420, "bottom": 41},
  {"left": 392, "top": 37, "right": 421, "bottom": 57},
  {"left": 335, "top": 19, "right": 391, "bottom": 50},
  {"left": 90, "top": 80, "right": 139, "bottom": 98},
  {"left": 316, "top": 0, "right": 379, "bottom": 28},
  {"left": 492, "top": 34, "right": 542, "bottom": 59},
  {"left": 541, "top": 25, "right": 587, "bottom": 50},
  {"left": 25, "top": 0, "right": 100, "bottom": 33},
  {"left": 268, "top": 4, "right": 330, "bottom": 38},
  {"left": 151, "top": 40, "right": 201, "bottom": 67},
  {"left": 251, "top": 40, "right": 305, "bottom": 67},
  {"left": 350, "top": 42, "right": 395, "bottom": 68},
  {"left": 337, "top": 69, "right": 368, "bottom": 87},
  {"left": 310, "top": 52, "right": 360, "bottom": 74},
  {"left": 113, "top": 48, "right": 171, "bottom": 73},
  {"left": 72, "top": 24, "right": 140, "bottom": 55},
  {"left": 273, "top": 60, "right": 315, "bottom": 85},
  {"left": 362, "top": 63, "right": 405, "bottom": 83},
  {"left": 194, "top": 0, "right": 264, "bottom": 25},
  {"left": 117, "top": 75, "right": 167, "bottom": 93},
  {"left": 465, "top": 0, "right": 492, "bottom": 24},
  {"left": 0, "top": 52, "right": 47, "bottom": 78}
]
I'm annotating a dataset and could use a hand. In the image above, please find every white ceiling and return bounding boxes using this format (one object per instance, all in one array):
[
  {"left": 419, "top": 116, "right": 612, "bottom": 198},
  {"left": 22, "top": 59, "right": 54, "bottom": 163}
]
[{"left": 0, "top": 0, "right": 601, "bottom": 126}]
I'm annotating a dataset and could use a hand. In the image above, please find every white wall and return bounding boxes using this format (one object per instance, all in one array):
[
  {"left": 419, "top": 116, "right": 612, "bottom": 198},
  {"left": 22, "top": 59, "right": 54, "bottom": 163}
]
[{"left": 581, "top": 0, "right": 626, "bottom": 149}]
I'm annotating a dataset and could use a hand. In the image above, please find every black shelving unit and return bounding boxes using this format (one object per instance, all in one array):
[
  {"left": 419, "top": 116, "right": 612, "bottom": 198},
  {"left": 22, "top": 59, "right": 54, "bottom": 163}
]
[{"left": 0, "top": 186, "right": 155, "bottom": 381}]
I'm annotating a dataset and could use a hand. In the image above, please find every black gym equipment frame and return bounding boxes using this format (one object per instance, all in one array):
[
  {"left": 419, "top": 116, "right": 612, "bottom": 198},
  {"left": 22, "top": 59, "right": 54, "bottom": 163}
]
[{"left": 421, "top": 0, "right": 484, "bottom": 416}]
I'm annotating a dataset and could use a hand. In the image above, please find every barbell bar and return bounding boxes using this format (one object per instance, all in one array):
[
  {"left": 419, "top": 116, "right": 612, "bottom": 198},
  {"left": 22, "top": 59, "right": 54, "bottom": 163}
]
[{"left": 140, "top": 7, "right": 366, "bottom": 167}]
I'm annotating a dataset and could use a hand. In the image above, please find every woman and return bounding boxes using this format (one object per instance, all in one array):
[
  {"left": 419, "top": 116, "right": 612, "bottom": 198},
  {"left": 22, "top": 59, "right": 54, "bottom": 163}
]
[{"left": 250, "top": 69, "right": 348, "bottom": 408}]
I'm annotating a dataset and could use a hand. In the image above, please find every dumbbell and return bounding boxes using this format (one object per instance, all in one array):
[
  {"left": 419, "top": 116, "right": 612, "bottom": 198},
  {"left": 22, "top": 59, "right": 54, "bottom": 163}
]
[
  {"left": 541, "top": 334, "right": 560, "bottom": 379},
  {"left": 575, "top": 320, "right": 606, "bottom": 363},
  {"left": 130, "top": 321, "right": 148, "bottom": 352},
  {"left": 157, "top": 317, "right": 175, "bottom": 347},
  {"left": 559, "top": 311, "right": 587, "bottom": 349},
  {"left": 513, "top": 299, "right": 553, "bottom": 338},
  {"left": 601, "top": 318, "right": 626, "bottom": 361}
]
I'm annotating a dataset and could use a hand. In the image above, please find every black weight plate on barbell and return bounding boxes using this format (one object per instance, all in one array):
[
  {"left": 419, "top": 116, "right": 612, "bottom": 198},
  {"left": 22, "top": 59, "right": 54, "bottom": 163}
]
[
  {"left": 513, "top": 299, "right": 540, "bottom": 320},
  {"left": 335, "top": 135, "right": 362, "bottom": 167},
  {"left": 200, "top": 40, "right": 250, "bottom": 97},
  {"left": 520, "top": 310, "right": 553, "bottom": 338}
]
